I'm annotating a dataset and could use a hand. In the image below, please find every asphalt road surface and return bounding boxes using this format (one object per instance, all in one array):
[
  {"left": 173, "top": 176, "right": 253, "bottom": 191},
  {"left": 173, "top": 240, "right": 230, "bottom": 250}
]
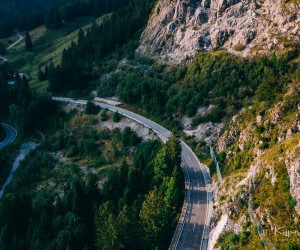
[
  {"left": 53, "top": 97, "right": 211, "bottom": 249},
  {"left": 0, "top": 123, "right": 17, "bottom": 150},
  {"left": 177, "top": 141, "right": 211, "bottom": 250}
]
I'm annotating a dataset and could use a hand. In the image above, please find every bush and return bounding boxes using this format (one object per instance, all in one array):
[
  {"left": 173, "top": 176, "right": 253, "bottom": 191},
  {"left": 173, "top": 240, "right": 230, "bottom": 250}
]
[
  {"left": 191, "top": 107, "right": 226, "bottom": 127},
  {"left": 100, "top": 110, "right": 108, "bottom": 121},
  {"left": 233, "top": 43, "right": 246, "bottom": 51},
  {"left": 285, "top": 242, "right": 299, "bottom": 250},
  {"left": 289, "top": 197, "right": 297, "bottom": 207},
  {"left": 112, "top": 112, "right": 122, "bottom": 123},
  {"left": 85, "top": 101, "right": 100, "bottom": 114},
  {"left": 254, "top": 125, "right": 265, "bottom": 136}
]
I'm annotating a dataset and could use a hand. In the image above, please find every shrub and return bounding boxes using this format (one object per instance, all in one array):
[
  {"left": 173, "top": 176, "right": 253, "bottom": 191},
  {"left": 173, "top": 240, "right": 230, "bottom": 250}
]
[
  {"left": 101, "top": 110, "right": 108, "bottom": 121},
  {"left": 112, "top": 112, "right": 122, "bottom": 123},
  {"left": 86, "top": 101, "right": 100, "bottom": 114},
  {"left": 233, "top": 43, "right": 246, "bottom": 51},
  {"left": 289, "top": 197, "right": 297, "bottom": 207},
  {"left": 285, "top": 242, "right": 299, "bottom": 250}
]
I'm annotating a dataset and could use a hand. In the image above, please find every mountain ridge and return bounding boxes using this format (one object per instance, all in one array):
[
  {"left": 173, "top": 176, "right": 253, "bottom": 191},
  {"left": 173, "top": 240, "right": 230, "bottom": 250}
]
[{"left": 138, "top": 0, "right": 300, "bottom": 64}]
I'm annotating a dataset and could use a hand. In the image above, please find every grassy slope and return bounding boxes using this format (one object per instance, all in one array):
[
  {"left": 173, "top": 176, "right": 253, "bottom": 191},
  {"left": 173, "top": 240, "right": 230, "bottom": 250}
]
[
  {"left": 215, "top": 78, "right": 300, "bottom": 249},
  {"left": 1, "top": 14, "right": 110, "bottom": 95}
]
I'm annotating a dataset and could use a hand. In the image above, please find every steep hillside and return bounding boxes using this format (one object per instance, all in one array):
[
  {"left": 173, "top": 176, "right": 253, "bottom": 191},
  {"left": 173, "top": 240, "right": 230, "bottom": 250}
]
[
  {"left": 1, "top": 0, "right": 299, "bottom": 248},
  {"left": 209, "top": 70, "right": 300, "bottom": 249},
  {"left": 138, "top": 0, "right": 300, "bottom": 63}
]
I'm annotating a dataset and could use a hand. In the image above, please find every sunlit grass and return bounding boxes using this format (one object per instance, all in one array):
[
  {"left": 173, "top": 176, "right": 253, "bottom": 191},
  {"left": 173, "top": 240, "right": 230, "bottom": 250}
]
[{"left": 4, "top": 14, "right": 110, "bottom": 96}]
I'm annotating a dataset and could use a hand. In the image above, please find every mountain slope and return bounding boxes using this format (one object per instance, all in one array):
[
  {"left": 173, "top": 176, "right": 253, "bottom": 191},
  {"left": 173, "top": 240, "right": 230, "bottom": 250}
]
[
  {"left": 209, "top": 69, "right": 300, "bottom": 249},
  {"left": 138, "top": 0, "right": 300, "bottom": 64}
]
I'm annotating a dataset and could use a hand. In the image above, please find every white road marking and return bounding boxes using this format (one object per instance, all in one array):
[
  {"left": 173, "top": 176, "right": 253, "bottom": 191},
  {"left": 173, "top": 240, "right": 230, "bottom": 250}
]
[{"left": 53, "top": 97, "right": 212, "bottom": 250}]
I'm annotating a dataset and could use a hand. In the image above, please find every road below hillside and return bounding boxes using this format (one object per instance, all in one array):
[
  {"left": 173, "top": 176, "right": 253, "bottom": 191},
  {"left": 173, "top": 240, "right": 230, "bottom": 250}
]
[
  {"left": 0, "top": 123, "right": 17, "bottom": 150},
  {"left": 53, "top": 97, "right": 212, "bottom": 250}
]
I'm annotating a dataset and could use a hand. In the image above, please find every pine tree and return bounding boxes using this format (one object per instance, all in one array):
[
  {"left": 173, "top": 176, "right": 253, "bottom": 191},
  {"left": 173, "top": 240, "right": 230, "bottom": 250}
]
[
  {"left": 38, "top": 68, "right": 45, "bottom": 82},
  {"left": 25, "top": 31, "right": 33, "bottom": 51},
  {"left": 77, "top": 28, "right": 85, "bottom": 49},
  {"left": 95, "top": 202, "right": 122, "bottom": 250},
  {"left": 44, "top": 10, "right": 53, "bottom": 29},
  {"left": 139, "top": 188, "right": 165, "bottom": 248},
  {"left": 53, "top": 11, "right": 63, "bottom": 29},
  {"left": 0, "top": 42, "right": 6, "bottom": 55},
  {"left": 94, "top": 0, "right": 104, "bottom": 16}
]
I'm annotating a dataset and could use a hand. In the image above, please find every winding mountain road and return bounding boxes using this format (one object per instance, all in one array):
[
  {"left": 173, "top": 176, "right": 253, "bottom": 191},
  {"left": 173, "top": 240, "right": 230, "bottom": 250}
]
[
  {"left": 0, "top": 123, "right": 17, "bottom": 150},
  {"left": 53, "top": 97, "right": 212, "bottom": 250}
]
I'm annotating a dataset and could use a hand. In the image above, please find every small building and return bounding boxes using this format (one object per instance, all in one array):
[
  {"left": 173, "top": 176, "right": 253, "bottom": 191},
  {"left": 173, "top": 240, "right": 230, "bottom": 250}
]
[{"left": 7, "top": 72, "right": 29, "bottom": 86}]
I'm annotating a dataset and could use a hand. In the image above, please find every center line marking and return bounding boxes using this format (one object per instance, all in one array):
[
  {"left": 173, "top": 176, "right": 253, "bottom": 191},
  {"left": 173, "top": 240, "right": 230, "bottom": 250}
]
[{"left": 193, "top": 223, "right": 195, "bottom": 231}]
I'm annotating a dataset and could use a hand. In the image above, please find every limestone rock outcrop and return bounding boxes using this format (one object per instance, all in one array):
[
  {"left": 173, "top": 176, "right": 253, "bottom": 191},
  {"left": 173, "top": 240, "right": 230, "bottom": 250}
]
[{"left": 137, "top": 0, "right": 300, "bottom": 63}]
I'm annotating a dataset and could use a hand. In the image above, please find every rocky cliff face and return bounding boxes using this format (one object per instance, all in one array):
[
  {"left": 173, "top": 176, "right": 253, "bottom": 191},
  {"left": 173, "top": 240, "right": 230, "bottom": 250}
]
[
  {"left": 209, "top": 79, "right": 300, "bottom": 248},
  {"left": 137, "top": 0, "right": 300, "bottom": 63}
]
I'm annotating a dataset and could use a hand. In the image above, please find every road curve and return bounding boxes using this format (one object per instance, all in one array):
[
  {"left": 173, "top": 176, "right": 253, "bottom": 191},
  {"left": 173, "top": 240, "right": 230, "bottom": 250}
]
[
  {"left": 0, "top": 123, "right": 17, "bottom": 150},
  {"left": 52, "top": 97, "right": 212, "bottom": 249}
]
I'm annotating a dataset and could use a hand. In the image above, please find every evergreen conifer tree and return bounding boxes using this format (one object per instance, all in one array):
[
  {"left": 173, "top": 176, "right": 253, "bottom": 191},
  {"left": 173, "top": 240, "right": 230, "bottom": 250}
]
[
  {"left": 25, "top": 31, "right": 33, "bottom": 51},
  {"left": 0, "top": 42, "right": 6, "bottom": 55}
]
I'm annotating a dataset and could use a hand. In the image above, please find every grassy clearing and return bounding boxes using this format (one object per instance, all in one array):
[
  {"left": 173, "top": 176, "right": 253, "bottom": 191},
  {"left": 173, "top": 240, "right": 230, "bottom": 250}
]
[{"left": 4, "top": 15, "right": 110, "bottom": 95}]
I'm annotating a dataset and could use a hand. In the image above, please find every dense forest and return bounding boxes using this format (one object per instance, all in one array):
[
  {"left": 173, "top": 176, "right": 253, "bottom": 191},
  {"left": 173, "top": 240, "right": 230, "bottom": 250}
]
[
  {"left": 0, "top": 108, "right": 184, "bottom": 250},
  {"left": 0, "top": 0, "right": 129, "bottom": 38},
  {"left": 95, "top": 52, "right": 293, "bottom": 128},
  {"left": 37, "top": 0, "right": 295, "bottom": 131},
  {"left": 47, "top": 28, "right": 295, "bottom": 130},
  {"left": 0, "top": 0, "right": 157, "bottom": 134},
  {"left": 47, "top": 0, "right": 156, "bottom": 93},
  {"left": 0, "top": 61, "right": 57, "bottom": 136},
  {"left": 1, "top": 0, "right": 299, "bottom": 249}
]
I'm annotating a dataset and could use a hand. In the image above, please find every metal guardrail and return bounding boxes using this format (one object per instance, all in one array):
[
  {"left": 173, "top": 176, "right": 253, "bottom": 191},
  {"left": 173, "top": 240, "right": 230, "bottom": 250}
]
[{"left": 210, "top": 146, "right": 223, "bottom": 184}]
